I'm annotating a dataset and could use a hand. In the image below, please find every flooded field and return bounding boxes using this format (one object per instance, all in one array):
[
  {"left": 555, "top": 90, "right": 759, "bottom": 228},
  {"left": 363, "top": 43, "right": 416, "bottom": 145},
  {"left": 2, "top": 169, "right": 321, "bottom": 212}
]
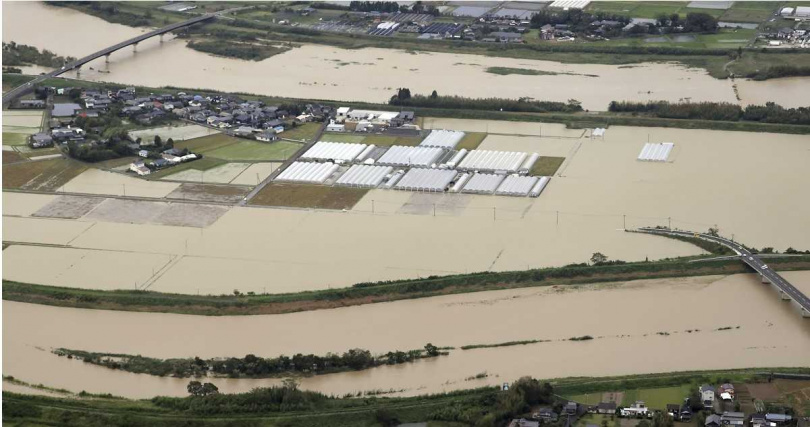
[
  {"left": 57, "top": 169, "right": 179, "bottom": 197},
  {"left": 4, "top": 272, "right": 810, "bottom": 398},
  {"left": 4, "top": 2, "right": 810, "bottom": 109},
  {"left": 4, "top": 118, "right": 810, "bottom": 294}
]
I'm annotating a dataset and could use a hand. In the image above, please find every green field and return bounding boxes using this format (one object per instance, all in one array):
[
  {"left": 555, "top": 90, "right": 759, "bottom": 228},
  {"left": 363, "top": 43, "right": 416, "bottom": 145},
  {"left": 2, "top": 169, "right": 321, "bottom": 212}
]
[
  {"left": 278, "top": 122, "right": 322, "bottom": 142},
  {"left": 2, "top": 132, "right": 29, "bottom": 145},
  {"left": 566, "top": 392, "right": 603, "bottom": 405},
  {"left": 530, "top": 156, "right": 565, "bottom": 177},
  {"left": 205, "top": 140, "right": 301, "bottom": 161},
  {"left": 455, "top": 132, "right": 487, "bottom": 150},
  {"left": 145, "top": 157, "right": 226, "bottom": 180},
  {"left": 593, "top": 28, "right": 755, "bottom": 49},
  {"left": 720, "top": 1, "right": 780, "bottom": 23},
  {"left": 319, "top": 133, "right": 367, "bottom": 143},
  {"left": 174, "top": 133, "right": 242, "bottom": 153},
  {"left": 2, "top": 158, "right": 86, "bottom": 191},
  {"left": 586, "top": 1, "right": 766, "bottom": 21},
  {"left": 250, "top": 183, "right": 369, "bottom": 210},
  {"left": 621, "top": 385, "right": 692, "bottom": 410}
]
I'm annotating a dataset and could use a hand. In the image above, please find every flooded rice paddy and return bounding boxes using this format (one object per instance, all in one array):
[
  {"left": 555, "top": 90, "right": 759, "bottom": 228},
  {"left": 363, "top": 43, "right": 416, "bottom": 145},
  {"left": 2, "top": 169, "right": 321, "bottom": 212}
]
[
  {"left": 4, "top": 2, "right": 810, "bottom": 110},
  {"left": 4, "top": 272, "right": 810, "bottom": 398},
  {"left": 4, "top": 120, "right": 810, "bottom": 294}
]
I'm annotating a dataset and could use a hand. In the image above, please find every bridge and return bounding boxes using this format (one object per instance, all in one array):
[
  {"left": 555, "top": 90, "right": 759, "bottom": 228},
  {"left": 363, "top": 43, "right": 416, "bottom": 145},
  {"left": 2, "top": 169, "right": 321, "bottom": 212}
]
[
  {"left": 636, "top": 227, "right": 810, "bottom": 318},
  {"left": 2, "top": 13, "right": 216, "bottom": 106}
]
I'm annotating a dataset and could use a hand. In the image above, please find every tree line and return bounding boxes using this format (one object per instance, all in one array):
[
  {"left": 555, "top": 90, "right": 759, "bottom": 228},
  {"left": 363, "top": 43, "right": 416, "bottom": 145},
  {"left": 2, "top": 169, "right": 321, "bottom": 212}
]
[
  {"left": 54, "top": 344, "right": 445, "bottom": 379},
  {"left": 608, "top": 100, "right": 810, "bottom": 125},
  {"left": 2, "top": 42, "right": 76, "bottom": 68},
  {"left": 389, "top": 88, "right": 583, "bottom": 113},
  {"left": 186, "top": 40, "right": 289, "bottom": 61}
]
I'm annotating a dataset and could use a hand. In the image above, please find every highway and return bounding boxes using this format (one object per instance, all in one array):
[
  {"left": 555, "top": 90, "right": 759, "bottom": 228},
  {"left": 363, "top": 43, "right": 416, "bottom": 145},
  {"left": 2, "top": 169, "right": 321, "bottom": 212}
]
[
  {"left": 637, "top": 227, "right": 810, "bottom": 317},
  {"left": 2, "top": 13, "right": 215, "bottom": 106}
]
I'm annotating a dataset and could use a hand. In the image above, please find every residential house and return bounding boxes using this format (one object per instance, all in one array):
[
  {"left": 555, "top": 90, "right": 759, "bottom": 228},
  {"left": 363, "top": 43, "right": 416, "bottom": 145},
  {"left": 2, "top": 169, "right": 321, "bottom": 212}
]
[
  {"left": 52, "top": 103, "right": 83, "bottom": 118},
  {"left": 667, "top": 404, "right": 681, "bottom": 419},
  {"left": 256, "top": 130, "right": 277, "bottom": 142},
  {"left": 750, "top": 414, "right": 768, "bottom": 427},
  {"left": 706, "top": 414, "right": 721, "bottom": 427},
  {"left": 533, "top": 407, "right": 558, "bottom": 422},
  {"left": 620, "top": 401, "right": 649, "bottom": 418},
  {"left": 718, "top": 384, "right": 735, "bottom": 401},
  {"left": 30, "top": 133, "right": 53, "bottom": 148},
  {"left": 564, "top": 402, "right": 578, "bottom": 416},
  {"left": 51, "top": 127, "right": 85, "bottom": 141},
  {"left": 699, "top": 385, "right": 716, "bottom": 408},
  {"left": 597, "top": 402, "right": 617, "bottom": 415},
  {"left": 234, "top": 126, "right": 255, "bottom": 137},
  {"left": 680, "top": 405, "right": 692, "bottom": 422},
  {"left": 489, "top": 31, "right": 524, "bottom": 43},
  {"left": 721, "top": 412, "right": 745, "bottom": 426},
  {"left": 150, "top": 158, "right": 169, "bottom": 169},
  {"left": 129, "top": 160, "right": 151, "bottom": 176},
  {"left": 509, "top": 419, "right": 540, "bottom": 427},
  {"left": 138, "top": 149, "right": 149, "bottom": 158},
  {"left": 766, "top": 414, "right": 792, "bottom": 424},
  {"left": 18, "top": 99, "right": 45, "bottom": 109}
]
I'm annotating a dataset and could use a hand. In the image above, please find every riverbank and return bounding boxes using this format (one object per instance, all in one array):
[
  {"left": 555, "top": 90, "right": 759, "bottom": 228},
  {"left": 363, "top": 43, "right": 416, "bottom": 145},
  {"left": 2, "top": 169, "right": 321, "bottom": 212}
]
[
  {"left": 4, "top": 72, "right": 810, "bottom": 134},
  {"left": 5, "top": 255, "right": 810, "bottom": 316},
  {"left": 5, "top": 367, "right": 810, "bottom": 426}
]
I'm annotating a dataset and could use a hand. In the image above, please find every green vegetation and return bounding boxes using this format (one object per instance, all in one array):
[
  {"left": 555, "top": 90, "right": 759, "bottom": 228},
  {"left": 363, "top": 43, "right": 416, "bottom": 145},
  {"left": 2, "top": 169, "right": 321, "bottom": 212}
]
[
  {"left": 145, "top": 157, "right": 226, "bottom": 180},
  {"left": 454, "top": 132, "right": 487, "bottom": 150},
  {"left": 2, "top": 158, "right": 86, "bottom": 191},
  {"left": 2, "top": 41, "right": 75, "bottom": 68},
  {"left": 486, "top": 67, "right": 597, "bottom": 77},
  {"left": 460, "top": 339, "right": 550, "bottom": 351},
  {"left": 620, "top": 385, "right": 692, "bottom": 409},
  {"left": 530, "top": 156, "right": 565, "bottom": 177},
  {"left": 390, "top": 88, "right": 584, "bottom": 114},
  {"left": 279, "top": 122, "right": 322, "bottom": 142},
  {"left": 54, "top": 344, "right": 446, "bottom": 379},
  {"left": 249, "top": 183, "right": 368, "bottom": 210},
  {"left": 608, "top": 100, "right": 810, "bottom": 126},
  {"left": 744, "top": 65, "right": 810, "bottom": 81},
  {"left": 2, "top": 132, "right": 30, "bottom": 146},
  {"left": 205, "top": 140, "right": 301, "bottom": 161},
  {"left": 187, "top": 40, "right": 291, "bottom": 61},
  {"left": 4, "top": 254, "right": 809, "bottom": 316}
]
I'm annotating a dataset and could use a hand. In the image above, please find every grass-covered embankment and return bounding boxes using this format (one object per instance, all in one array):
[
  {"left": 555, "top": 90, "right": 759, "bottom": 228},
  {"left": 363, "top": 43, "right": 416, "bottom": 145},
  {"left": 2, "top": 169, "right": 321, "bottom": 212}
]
[{"left": 5, "top": 254, "right": 810, "bottom": 316}]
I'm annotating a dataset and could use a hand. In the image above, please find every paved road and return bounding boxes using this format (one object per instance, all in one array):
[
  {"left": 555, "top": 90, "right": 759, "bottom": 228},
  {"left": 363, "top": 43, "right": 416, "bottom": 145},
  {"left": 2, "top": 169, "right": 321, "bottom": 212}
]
[
  {"left": 637, "top": 228, "right": 810, "bottom": 316},
  {"left": 2, "top": 14, "right": 215, "bottom": 106}
]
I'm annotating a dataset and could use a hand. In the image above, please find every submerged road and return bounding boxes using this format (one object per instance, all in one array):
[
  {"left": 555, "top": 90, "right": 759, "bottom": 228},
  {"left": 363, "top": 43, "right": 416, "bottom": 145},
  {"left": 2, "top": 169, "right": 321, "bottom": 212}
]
[
  {"left": 2, "top": 14, "right": 215, "bottom": 106},
  {"left": 637, "top": 227, "right": 810, "bottom": 317}
]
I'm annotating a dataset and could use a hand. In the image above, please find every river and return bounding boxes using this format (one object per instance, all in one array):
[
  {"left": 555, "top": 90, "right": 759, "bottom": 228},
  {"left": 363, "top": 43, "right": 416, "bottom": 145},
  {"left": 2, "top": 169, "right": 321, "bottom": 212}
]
[
  {"left": 4, "top": 272, "right": 810, "bottom": 398},
  {"left": 3, "top": 2, "right": 809, "bottom": 110}
]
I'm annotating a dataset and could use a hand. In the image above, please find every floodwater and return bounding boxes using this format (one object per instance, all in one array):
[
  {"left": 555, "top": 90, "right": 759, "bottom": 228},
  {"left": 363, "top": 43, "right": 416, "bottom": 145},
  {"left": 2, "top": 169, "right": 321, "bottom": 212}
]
[
  {"left": 4, "top": 119, "right": 810, "bottom": 294},
  {"left": 4, "top": 2, "right": 809, "bottom": 109},
  {"left": 4, "top": 272, "right": 810, "bottom": 398}
]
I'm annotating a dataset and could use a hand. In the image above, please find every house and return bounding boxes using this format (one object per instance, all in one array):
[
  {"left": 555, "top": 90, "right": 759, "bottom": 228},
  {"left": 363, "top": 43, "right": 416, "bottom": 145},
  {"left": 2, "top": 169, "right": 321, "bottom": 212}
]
[
  {"left": 667, "top": 404, "right": 681, "bottom": 419},
  {"left": 509, "top": 419, "right": 540, "bottom": 427},
  {"left": 234, "top": 126, "right": 255, "bottom": 137},
  {"left": 721, "top": 412, "right": 745, "bottom": 426},
  {"left": 533, "top": 407, "right": 558, "bottom": 422},
  {"left": 255, "top": 131, "right": 277, "bottom": 142},
  {"left": 699, "top": 385, "right": 716, "bottom": 408},
  {"left": 138, "top": 149, "right": 149, "bottom": 157},
  {"left": 162, "top": 153, "right": 181, "bottom": 164},
  {"left": 163, "top": 148, "right": 184, "bottom": 157},
  {"left": 797, "top": 6, "right": 810, "bottom": 18},
  {"left": 718, "top": 384, "right": 735, "bottom": 401},
  {"left": 680, "top": 405, "right": 692, "bottom": 422},
  {"left": 597, "top": 402, "right": 617, "bottom": 415},
  {"left": 336, "top": 106, "right": 351, "bottom": 122},
  {"left": 52, "top": 103, "right": 83, "bottom": 118},
  {"left": 295, "top": 113, "right": 313, "bottom": 123},
  {"left": 326, "top": 121, "right": 345, "bottom": 132},
  {"left": 51, "top": 127, "right": 85, "bottom": 140},
  {"left": 621, "top": 401, "right": 648, "bottom": 418},
  {"left": 750, "top": 414, "right": 768, "bottom": 427},
  {"left": 564, "top": 402, "right": 578, "bottom": 416},
  {"left": 489, "top": 31, "right": 524, "bottom": 43},
  {"left": 129, "top": 160, "right": 151, "bottom": 176},
  {"left": 30, "top": 133, "right": 53, "bottom": 148},
  {"left": 150, "top": 158, "right": 170, "bottom": 169},
  {"left": 766, "top": 414, "right": 792, "bottom": 424},
  {"left": 18, "top": 99, "right": 45, "bottom": 109},
  {"left": 706, "top": 414, "right": 722, "bottom": 427}
]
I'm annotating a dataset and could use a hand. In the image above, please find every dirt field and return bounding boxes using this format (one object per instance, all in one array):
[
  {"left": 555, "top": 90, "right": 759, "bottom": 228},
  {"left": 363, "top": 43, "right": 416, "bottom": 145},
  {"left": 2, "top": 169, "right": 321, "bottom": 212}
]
[
  {"left": 249, "top": 183, "right": 369, "bottom": 210},
  {"left": 205, "top": 140, "right": 301, "bottom": 161},
  {"left": 84, "top": 198, "right": 229, "bottom": 227},
  {"left": 3, "top": 158, "right": 87, "bottom": 191},
  {"left": 128, "top": 124, "right": 219, "bottom": 142},
  {"left": 32, "top": 195, "right": 104, "bottom": 219},
  {"left": 746, "top": 382, "right": 780, "bottom": 401},
  {"left": 3, "top": 150, "right": 25, "bottom": 164},
  {"left": 166, "top": 183, "right": 249, "bottom": 204},
  {"left": 229, "top": 162, "right": 281, "bottom": 186},
  {"left": 58, "top": 169, "right": 179, "bottom": 198}
]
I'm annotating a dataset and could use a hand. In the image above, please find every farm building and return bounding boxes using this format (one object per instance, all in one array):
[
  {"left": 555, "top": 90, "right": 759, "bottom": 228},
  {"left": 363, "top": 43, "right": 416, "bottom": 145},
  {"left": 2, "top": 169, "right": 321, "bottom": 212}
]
[
  {"left": 393, "top": 168, "right": 457, "bottom": 192},
  {"left": 300, "top": 141, "right": 368, "bottom": 163},
  {"left": 530, "top": 176, "right": 550, "bottom": 197},
  {"left": 335, "top": 165, "right": 393, "bottom": 188},
  {"left": 377, "top": 146, "right": 445, "bottom": 168},
  {"left": 796, "top": 6, "right": 810, "bottom": 18},
  {"left": 275, "top": 161, "right": 339, "bottom": 184},
  {"left": 637, "top": 142, "right": 674, "bottom": 162},
  {"left": 444, "top": 149, "right": 468, "bottom": 168},
  {"left": 456, "top": 150, "right": 529, "bottom": 173},
  {"left": 462, "top": 173, "right": 506, "bottom": 194},
  {"left": 419, "top": 129, "right": 466, "bottom": 149},
  {"left": 495, "top": 175, "right": 540, "bottom": 197}
]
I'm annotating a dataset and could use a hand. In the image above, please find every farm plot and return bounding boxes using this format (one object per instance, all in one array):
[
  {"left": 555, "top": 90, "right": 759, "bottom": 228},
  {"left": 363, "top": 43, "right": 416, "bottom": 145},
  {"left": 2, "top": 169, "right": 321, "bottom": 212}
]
[
  {"left": 128, "top": 124, "right": 219, "bottom": 143},
  {"left": 32, "top": 195, "right": 105, "bottom": 219},
  {"left": 162, "top": 162, "right": 250, "bottom": 184},
  {"left": 166, "top": 183, "right": 250, "bottom": 204},
  {"left": 204, "top": 140, "right": 301, "bottom": 161},
  {"left": 249, "top": 183, "right": 368, "bottom": 210},
  {"left": 3, "top": 158, "right": 87, "bottom": 191}
]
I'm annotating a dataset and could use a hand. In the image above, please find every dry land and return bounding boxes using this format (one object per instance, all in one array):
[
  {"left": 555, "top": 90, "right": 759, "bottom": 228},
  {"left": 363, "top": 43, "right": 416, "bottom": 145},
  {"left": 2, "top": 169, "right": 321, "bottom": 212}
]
[
  {"left": 531, "top": 156, "right": 566, "bottom": 176},
  {"left": 2, "top": 158, "right": 86, "bottom": 191},
  {"left": 278, "top": 122, "right": 322, "bottom": 142},
  {"left": 204, "top": 140, "right": 301, "bottom": 161},
  {"left": 249, "top": 183, "right": 369, "bottom": 210}
]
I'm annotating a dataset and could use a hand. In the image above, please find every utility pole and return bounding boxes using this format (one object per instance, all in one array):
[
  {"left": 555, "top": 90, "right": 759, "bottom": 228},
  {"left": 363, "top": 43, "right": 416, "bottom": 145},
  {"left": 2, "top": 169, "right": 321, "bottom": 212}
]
[
  {"left": 433, "top": 203, "right": 436, "bottom": 217},
  {"left": 623, "top": 214, "right": 626, "bottom": 230},
  {"left": 556, "top": 210, "right": 559, "bottom": 227},
  {"left": 371, "top": 199, "right": 375, "bottom": 214},
  {"left": 493, "top": 207, "right": 496, "bottom": 221},
  {"left": 668, "top": 217, "right": 672, "bottom": 229}
]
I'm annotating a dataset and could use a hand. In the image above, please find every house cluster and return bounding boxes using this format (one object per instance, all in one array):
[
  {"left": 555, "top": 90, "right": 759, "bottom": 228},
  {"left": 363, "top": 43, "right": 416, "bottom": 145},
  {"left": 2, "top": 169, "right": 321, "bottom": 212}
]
[
  {"left": 761, "top": 27, "right": 809, "bottom": 47},
  {"left": 328, "top": 107, "right": 416, "bottom": 133},
  {"left": 128, "top": 147, "right": 199, "bottom": 176}
]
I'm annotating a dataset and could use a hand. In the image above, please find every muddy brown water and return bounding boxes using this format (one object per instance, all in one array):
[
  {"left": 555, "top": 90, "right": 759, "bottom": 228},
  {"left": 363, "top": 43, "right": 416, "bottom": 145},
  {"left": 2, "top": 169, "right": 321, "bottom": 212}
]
[
  {"left": 3, "top": 272, "right": 810, "bottom": 398},
  {"left": 3, "top": 2, "right": 809, "bottom": 110}
]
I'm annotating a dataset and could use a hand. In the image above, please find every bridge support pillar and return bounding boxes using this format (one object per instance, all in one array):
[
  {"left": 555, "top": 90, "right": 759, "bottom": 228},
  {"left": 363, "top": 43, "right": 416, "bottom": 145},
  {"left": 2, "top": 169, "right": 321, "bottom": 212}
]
[
  {"left": 761, "top": 274, "right": 770, "bottom": 284},
  {"left": 779, "top": 290, "right": 791, "bottom": 301},
  {"left": 133, "top": 43, "right": 138, "bottom": 53},
  {"left": 802, "top": 308, "right": 810, "bottom": 318},
  {"left": 105, "top": 53, "right": 111, "bottom": 63},
  {"left": 159, "top": 34, "right": 164, "bottom": 43}
]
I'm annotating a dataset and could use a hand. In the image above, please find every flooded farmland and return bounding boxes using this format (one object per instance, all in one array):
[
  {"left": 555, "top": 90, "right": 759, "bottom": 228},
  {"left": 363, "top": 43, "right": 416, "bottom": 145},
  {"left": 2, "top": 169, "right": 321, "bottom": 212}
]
[
  {"left": 4, "top": 272, "right": 810, "bottom": 398},
  {"left": 4, "top": 2, "right": 810, "bottom": 110},
  {"left": 4, "top": 120, "right": 810, "bottom": 294}
]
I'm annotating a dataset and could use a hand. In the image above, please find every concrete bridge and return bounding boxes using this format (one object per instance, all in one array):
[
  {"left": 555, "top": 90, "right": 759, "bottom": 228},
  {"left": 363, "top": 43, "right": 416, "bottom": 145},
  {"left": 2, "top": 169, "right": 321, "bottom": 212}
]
[
  {"left": 636, "top": 227, "right": 810, "bottom": 318},
  {"left": 2, "top": 13, "right": 215, "bottom": 106}
]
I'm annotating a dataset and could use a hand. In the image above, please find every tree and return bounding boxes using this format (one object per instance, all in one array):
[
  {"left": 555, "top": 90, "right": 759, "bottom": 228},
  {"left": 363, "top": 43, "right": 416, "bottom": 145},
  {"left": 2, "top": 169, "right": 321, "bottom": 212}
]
[
  {"left": 707, "top": 227, "right": 719, "bottom": 237},
  {"left": 590, "top": 252, "right": 608, "bottom": 265},
  {"left": 424, "top": 343, "right": 439, "bottom": 357},
  {"left": 187, "top": 380, "right": 203, "bottom": 396},
  {"left": 637, "top": 420, "right": 652, "bottom": 427},
  {"left": 652, "top": 411, "right": 674, "bottom": 427},
  {"left": 154, "top": 135, "right": 162, "bottom": 146},
  {"left": 374, "top": 408, "right": 400, "bottom": 427},
  {"left": 394, "top": 87, "right": 411, "bottom": 101},
  {"left": 430, "top": 90, "right": 438, "bottom": 99},
  {"left": 200, "top": 382, "right": 219, "bottom": 396}
]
